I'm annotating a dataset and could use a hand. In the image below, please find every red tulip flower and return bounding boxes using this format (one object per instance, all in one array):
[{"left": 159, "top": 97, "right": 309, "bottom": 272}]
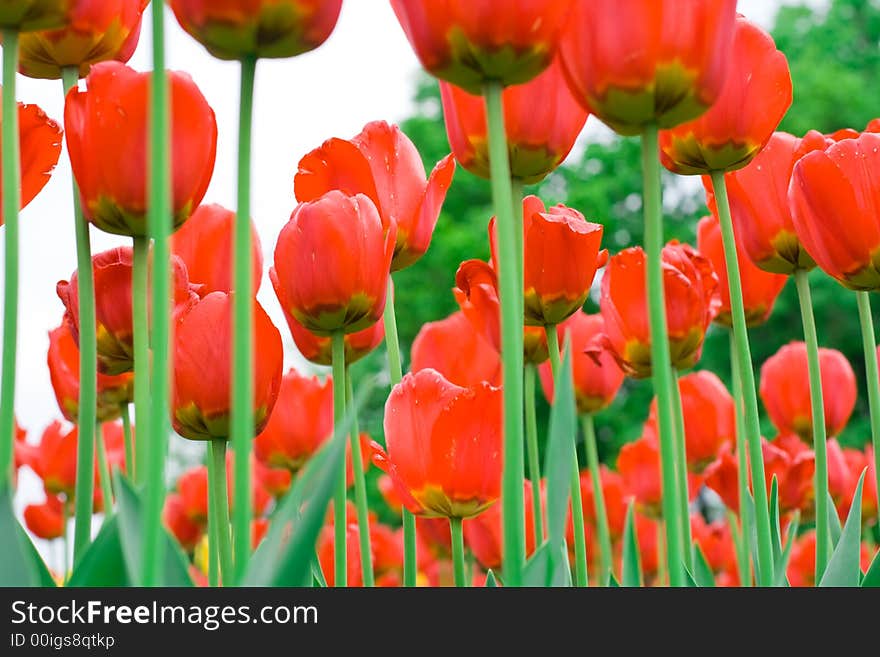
[
  {"left": 171, "top": 203, "right": 263, "bottom": 296},
  {"left": 867, "top": 118, "right": 880, "bottom": 133},
  {"left": 0, "top": 1, "right": 72, "bottom": 31},
  {"left": 373, "top": 369, "right": 503, "bottom": 519},
  {"left": 690, "top": 514, "right": 738, "bottom": 581},
  {"left": 272, "top": 191, "right": 395, "bottom": 336},
  {"left": 64, "top": 61, "right": 217, "bottom": 236},
  {"left": 24, "top": 494, "right": 66, "bottom": 540},
  {"left": 790, "top": 132, "right": 880, "bottom": 291},
  {"left": 177, "top": 465, "right": 209, "bottom": 524},
  {"left": 172, "top": 292, "right": 283, "bottom": 441},
  {"left": 660, "top": 17, "right": 792, "bottom": 175},
  {"left": 703, "top": 448, "right": 740, "bottom": 513},
  {"left": 168, "top": 0, "right": 342, "bottom": 60},
  {"left": 463, "top": 481, "right": 539, "bottom": 571},
  {"left": 696, "top": 213, "right": 787, "bottom": 327},
  {"left": 47, "top": 321, "right": 133, "bottom": 423},
  {"left": 390, "top": 0, "right": 574, "bottom": 94},
  {"left": 439, "top": 55, "right": 588, "bottom": 184},
  {"left": 760, "top": 342, "right": 857, "bottom": 441},
  {"left": 411, "top": 311, "right": 501, "bottom": 388},
  {"left": 559, "top": 0, "right": 738, "bottom": 135},
  {"left": 317, "top": 523, "right": 364, "bottom": 588},
  {"left": 600, "top": 242, "right": 720, "bottom": 377},
  {"left": 280, "top": 307, "right": 385, "bottom": 367},
  {"left": 163, "top": 493, "right": 204, "bottom": 552},
  {"left": 631, "top": 513, "right": 660, "bottom": 582},
  {"left": 579, "top": 467, "right": 627, "bottom": 539},
  {"left": 617, "top": 433, "right": 662, "bottom": 517},
  {"left": 19, "top": 0, "right": 146, "bottom": 80},
  {"left": 16, "top": 421, "right": 78, "bottom": 498},
  {"left": 539, "top": 311, "right": 624, "bottom": 415},
  {"left": 253, "top": 458, "right": 292, "bottom": 500},
  {"left": 295, "top": 120, "right": 455, "bottom": 271}
]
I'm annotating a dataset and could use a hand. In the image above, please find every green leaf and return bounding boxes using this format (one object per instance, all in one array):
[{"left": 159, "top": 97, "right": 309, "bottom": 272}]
[
  {"left": 819, "top": 470, "right": 866, "bottom": 587},
  {"left": 861, "top": 549, "right": 880, "bottom": 587},
  {"left": 0, "top": 484, "right": 52, "bottom": 587},
  {"left": 522, "top": 542, "right": 552, "bottom": 587},
  {"left": 608, "top": 572, "right": 620, "bottom": 587},
  {"left": 543, "top": 343, "right": 576, "bottom": 556},
  {"left": 621, "top": 501, "right": 642, "bottom": 587},
  {"left": 485, "top": 570, "right": 498, "bottom": 587},
  {"left": 311, "top": 560, "right": 327, "bottom": 588},
  {"left": 693, "top": 546, "right": 716, "bottom": 588},
  {"left": 827, "top": 491, "right": 842, "bottom": 548},
  {"left": 769, "top": 475, "right": 783, "bottom": 567},
  {"left": 683, "top": 568, "right": 698, "bottom": 587},
  {"left": 773, "top": 513, "right": 800, "bottom": 588},
  {"left": 67, "top": 517, "right": 130, "bottom": 587}
]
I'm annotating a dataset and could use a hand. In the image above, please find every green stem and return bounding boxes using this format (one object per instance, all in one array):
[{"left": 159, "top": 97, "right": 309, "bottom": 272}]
[
  {"left": 856, "top": 291, "right": 880, "bottom": 529},
  {"left": 95, "top": 424, "right": 114, "bottom": 522},
  {"left": 794, "top": 270, "right": 829, "bottom": 580},
  {"left": 62, "top": 503, "right": 70, "bottom": 584},
  {"left": 450, "top": 517, "right": 467, "bottom": 587},
  {"left": 710, "top": 170, "right": 774, "bottom": 586},
  {"left": 207, "top": 451, "right": 219, "bottom": 587},
  {"left": 143, "top": 0, "right": 171, "bottom": 587},
  {"left": 524, "top": 365, "right": 545, "bottom": 542},
  {"left": 231, "top": 53, "right": 258, "bottom": 586},
  {"left": 582, "top": 414, "right": 612, "bottom": 586},
  {"left": 382, "top": 280, "right": 417, "bottom": 586},
  {"left": 669, "top": 368, "right": 694, "bottom": 572},
  {"left": 547, "top": 325, "right": 588, "bottom": 587},
  {"left": 511, "top": 178, "right": 524, "bottom": 324},
  {"left": 346, "top": 369, "right": 375, "bottom": 587},
  {"left": 121, "top": 404, "right": 134, "bottom": 476},
  {"left": 208, "top": 439, "right": 233, "bottom": 584},
  {"left": 0, "top": 29, "right": 20, "bottom": 487},
  {"left": 729, "top": 330, "right": 753, "bottom": 587},
  {"left": 331, "top": 331, "right": 347, "bottom": 586},
  {"left": 131, "top": 236, "right": 150, "bottom": 484},
  {"left": 641, "top": 126, "right": 685, "bottom": 587},
  {"left": 483, "top": 81, "right": 525, "bottom": 588}
]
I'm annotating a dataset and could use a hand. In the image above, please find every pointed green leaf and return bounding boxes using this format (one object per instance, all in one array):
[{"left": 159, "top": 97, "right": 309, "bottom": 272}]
[
  {"left": 827, "top": 491, "right": 842, "bottom": 548},
  {"left": 769, "top": 475, "right": 783, "bottom": 566},
  {"left": 522, "top": 542, "right": 552, "bottom": 587},
  {"left": 0, "top": 484, "right": 52, "bottom": 586},
  {"left": 683, "top": 568, "right": 698, "bottom": 587},
  {"left": 543, "top": 343, "right": 576, "bottom": 556},
  {"left": 485, "top": 570, "right": 498, "bottom": 587},
  {"left": 621, "top": 501, "right": 642, "bottom": 587},
  {"left": 772, "top": 513, "right": 799, "bottom": 588},
  {"left": 819, "top": 470, "right": 866, "bottom": 587},
  {"left": 67, "top": 517, "right": 129, "bottom": 587},
  {"left": 861, "top": 549, "right": 880, "bottom": 587},
  {"left": 693, "top": 545, "right": 716, "bottom": 588},
  {"left": 608, "top": 572, "right": 620, "bottom": 587},
  {"left": 311, "top": 560, "right": 327, "bottom": 587}
]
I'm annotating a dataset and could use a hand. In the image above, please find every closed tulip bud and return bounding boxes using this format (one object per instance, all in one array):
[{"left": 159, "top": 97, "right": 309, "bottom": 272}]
[
  {"left": 579, "top": 467, "right": 627, "bottom": 538},
  {"left": 172, "top": 292, "right": 283, "bottom": 441},
  {"left": 163, "top": 493, "right": 204, "bottom": 553},
  {"left": 463, "top": 481, "right": 539, "bottom": 571},
  {"left": 439, "top": 56, "right": 588, "bottom": 184},
  {"left": 760, "top": 342, "right": 857, "bottom": 441},
  {"left": 177, "top": 465, "right": 209, "bottom": 524},
  {"left": 560, "top": 0, "right": 738, "bottom": 136},
  {"left": 660, "top": 17, "right": 792, "bottom": 175},
  {"left": 617, "top": 432, "right": 662, "bottom": 517},
  {"left": 168, "top": 0, "right": 342, "bottom": 61},
  {"left": 279, "top": 305, "right": 385, "bottom": 367},
  {"left": 0, "top": 0, "right": 72, "bottom": 31},
  {"left": 372, "top": 369, "right": 503, "bottom": 519},
  {"left": 411, "top": 311, "right": 501, "bottom": 388},
  {"left": 23, "top": 494, "right": 66, "bottom": 540},
  {"left": 64, "top": 62, "right": 217, "bottom": 237}
]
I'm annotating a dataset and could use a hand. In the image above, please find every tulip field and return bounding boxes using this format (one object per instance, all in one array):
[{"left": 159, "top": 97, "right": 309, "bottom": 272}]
[{"left": 2, "top": 0, "right": 880, "bottom": 592}]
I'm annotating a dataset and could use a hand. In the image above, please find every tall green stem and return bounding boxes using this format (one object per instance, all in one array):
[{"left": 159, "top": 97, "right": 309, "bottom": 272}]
[
  {"left": 208, "top": 439, "right": 233, "bottom": 584},
  {"left": 346, "top": 369, "right": 375, "bottom": 587},
  {"left": 382, "top": 280, "right": 417, "bottom": 586},
  {"left": 641, "top": 125, "right": 685, "bottom": 587},
  {"left": 729, "top": 331, "right": 753, "bottom": 587},
  {"left": 121, "top": 404, "right": 134, "bottom": 475},
  {"left": 450, "top": 517, "right": 467, "bottom": 587},
  {"left": 143, "top": 0, "right": 171, "bottom": 587},
  {"left": 547, "top": 325, "right": 588, "bottom": 586},
  {"left": 669, "top": 369, "right": 694, "bottom": 572},
  {"left": 95, "top": 424, "right": 114, "bottom": 521},
  {"left": 331, "top": 331, "right": 347, "bottom": 587},
  {"left": 794, "top": 270, "right": 829, "bottom": 580},
  {"left": 709, "top": 171, "right": 774, "bottom": 586},
  {"left": 524, "top": 365, "right": 545, "bottom": 542},
  {"left": 856, "top": 291, "right": 880, "bottom": 529},
  {"left": 0, "top": 30, "right": 20, "bottom": 486},
  {"left": 582, "top": 414, "right": 612, "bottom": 585},
  {"left": 231, "top": 54, "right": 258, "bottom": 585},
  {"left": 132, "top": 237, "right": 150, "bottom": 484},
  {"left": 483, "top": 81, "right": 525, "bottom": 587},
  {"left": 207, "top": 447, "right": 219, "bottom": 587}
]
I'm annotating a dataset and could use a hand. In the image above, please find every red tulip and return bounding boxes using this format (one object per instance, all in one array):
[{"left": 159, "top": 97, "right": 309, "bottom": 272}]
[
  {"left": 48, "top": 321, "right": 133, "bottom": 423},
  {"left": 559, "top": 0, "right": 737, "bottom": 135},
  {"left": 696, "top": 213, "right": 787, "bottom": 327},
  {"left": 19, "top": 0, "right": 146, "bottom": 80},
  {"left": 631, "top": 513, "right": 660, "bottom": 582},
  {"left": 57, "top": 246, "right": 198, "bottom": 375},
  {"left": 177, "top": 465, "right": 209, "bottom": 524},
  {"left": 372, "top": 369, "right": 503, "bottom": 519},
  {"left": 659, "top": 17, "right": 792, "bottom": 174},
  {"left": 171, "top": 203, "right": 263, "bottom": 296},
  {"left": 378, "top": 474, "right": 403, "bottom": 516},
  {"left": 579, "top": 466, "right": 627, "bottom": 538},
  {"left": 539, "top": 311, "right": 624, "bottom": 415},
  {"left": 617, "top": 433, "right": 662, "bottom": 517},
  {"left": 790, "top": 132, "right": 880, "bottom": 291},
  {"left": 272, "top": 191, "right": 395, "bottom": 336},
  {"left": 172, "top": 292, "right": 283, "bottom": 441},
  {"left": 64, "top": 61, "right": 217, "bottom": 237},
  {"left": 703, "top": 447, "right": 739, "bottom": 513},
  {"left": 411, "top": 311, "right": 501, "bottom": 388},
  {"left": 760, "top": 342, "right": 857, "bottom": 441},
  {"left": 23, "top": 494, "right": 66, "bottom": 540},
  {"left": 294, "top": 120, "right": 455, "bottom": 271},
  {"left": 690, "top": 514, "right": 738, "bottom": 581},
  {"left": 0, "top": 1, "right": 72, "bottom": 31},
  {"left": 600, "top": 242, "right": 720, "bottom": 378},
  {"left": 317, "top": 522, "right": 364, "bottom": 588},
  {"left": 253, "top": 458, "right": 292, "bottom": 500},
  {"left": 463, "top": 481, "right": 539, "bottom": 571},
  {"left": 390, "top": 0, "right": 573, "bottom": 94},
  {"left": 281, "top": 307, "right": 385, "bottom": 367},
  {"left": 439, "top": 56, "right": 588, "bottom": 184},
  {"left": 223, "top": 452, "right": 272, "bottom": 518},
  {"left": 163, "top": 493, "right": 203, "bottom": 552},
  {"left": 489, "top": 196, "right": 606, "bottom": 327},
  {"left": 17, "top": 421, "right": 77, "bottom": 497},
  {"left": 841, "top": 444, "right": 877, "bottom": 524},
  {"left": 763, "top": 438, "right": 815, "bottom": 517},
  {"left": 867, "top": 118, "right": 880, "bottom": 133},
  {"left": 168, "top": 0, "right": 342, "bottom": 60}
]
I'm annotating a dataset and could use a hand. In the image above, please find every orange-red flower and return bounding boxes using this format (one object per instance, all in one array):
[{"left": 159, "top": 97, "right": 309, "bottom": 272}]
[
  {"left": 463, "top": 481, "right": 539, "bottom": 570},
  {"left": 690, "top": 514, "right": 738, "bottom": 583},
  {"left": 281, "top": 307, "right": 385, "bottom": 367},
  {"left": 579, "top": 466, "right": 627, "bottom": 539},
  {"left": 659, "top": 17, "right": 792, "bottom": 175},
  {"left": 23, "top": 494, "right": 66, "bottom": 540},
  {"left": 764, "top": 438, "right": 815, "bottom": 517},
  {"left": 696, "top": 213, "right": 788, "bottom": 327},
  {"left": 0, "top": 1, "right": 71, "bottom": 31},
  {"left": 867, "top": 118, "right": 880, "bottom": 133},
  {"left": 790, "top": 132, "right": 880, "bottom": 291},
  {"left": 168, "top": 0, "right": 342, "bottom": 60},
  {"left": 539, "top": 311, "right": 624, "bottom": 414},
  {"left": 617, "top": 433, "right": 662, "bottom": 517},
  {"left": 172, "top": 292, "right": 283, "bottom": 441},
  {"left": 704, "top": 448, "right": 740, "bottom": 512},
  {"left": 171, "top": 203, "right": 263, "bottom": 296},
  {"left": 272, "top": 191, "right": 395, "bottom": 336},
  {"left": 390, "top": 0, "right": 573, "bottom": 95},
  {"left": 176, "top": 465, "right": 209, "bottom": 524},
  {"left": 411, "top": 311, "right": 501, "bottom": 388},
  {"left": 16, "top": 421, "right": 78, "bottom": 498},
  {"left": 784, "top": 531, "right": 878, "bottom": 587},
  {"left": 47, "top": 321, "right": 133, "bottom": 423},
  {"left": 372, "top": 369, "right": 503, "bottom": 519},
  {"left": 439, "top": 55, "right": 588, "bottom": 184},
  {"left": 317, "top": 522, "right": 364, "bottom": 588},
  {"left": 163, "top": 493, "right": 203, "bottom": 552},
  {"left": 294, "top": 120, "right": 455, "bottom": 272},
  {"left": 64, "top": 61, "right": 217, "bottom": 237},
  {"left": 489, "top": 196, "right": 606, "bottom": 327},
  {"left": 600, "top": 242, "right": 720, "bottom": 378},
  {"left": 19, "top": 0, "right": 146, "bottom": 79},
  {"left": 559, "top": 0, "right": 738, "bottom": 136},
  {"left": 759, "top": 342, "right": 857, "bottom": 441}
]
